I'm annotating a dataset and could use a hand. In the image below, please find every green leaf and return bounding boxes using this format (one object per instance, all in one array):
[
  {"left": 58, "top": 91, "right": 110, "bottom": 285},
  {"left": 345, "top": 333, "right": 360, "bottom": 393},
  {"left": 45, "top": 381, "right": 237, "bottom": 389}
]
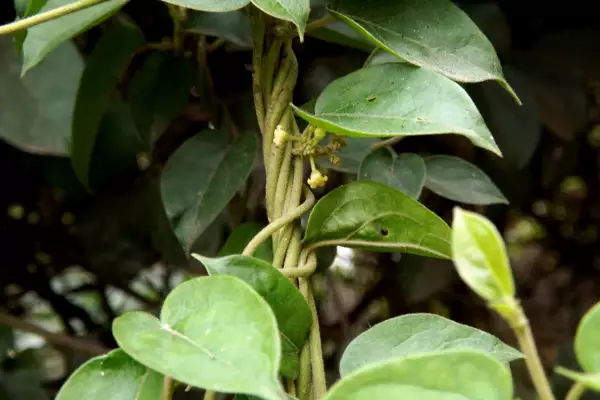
[
  {"left": 193, "top": 254, "right": 312, "bottom": 379},
  {"left": 129, "top": 52, "right": 195, "bottom": 149},
  {"left": 575, "top": 302, "right": 600, "bottom": 373},
  {"left": 328, "top": 0, "right": 518, "bottom": 101},
  {"left": 340, "top": 313, "right": 522, "bottom": 376},
  {"left": 160, "top": 130, "right": 257, "bottom": 253},
  {"left": 304, "top": 180, "right": 451, "bottom": 258},
  {"left": 70, "top": 23, "right": 145, "bottom": 189},
  {"left": 0, "top": 37, "right": 82, "bottom": 155},
  {"left": 451, "top": 207, "right": 515, "bottom": 303},
  {"left": 159, "top": 0, "right": 249, "bottom": 12},
  {"left": 556, "top": 367, "right": 600, "bottom": 392},
  {"left": 13, "top": 0, "right": 47, "bottom": 52},
  {"left": 21, "top": 0, "right": 129, "bottom": 74},
  {"left": 324, "top": 350, "right": 513, "bottom": 400},
  {"left": 251, "top": 0, "right": 310, "bottom": 39},
  {"left": 358, "top": 149, "right": 425, "bottom": 199},
  {"left": 217, "top": 222, "right": 273, "bottom": 263},
  {"left": 185, "top": 10, "right": 252, "bottom": 48},
  {"left": 424, "top": 155, "right": 507, "bottom": 205},
  {"left": 55, "top": 349, "right": 163, "bottom": 400},
  {"left": 291, "top": 63, "right": 501, "bottom": 156},
  {"left": 113, "top": 276, "right": 286, "bottom": 399},
  {"left": 363, "top": 48, "right": 406, "bottom": 67},
  {"left": 308, "top": 21, "right": 375, "bottom": 52}
]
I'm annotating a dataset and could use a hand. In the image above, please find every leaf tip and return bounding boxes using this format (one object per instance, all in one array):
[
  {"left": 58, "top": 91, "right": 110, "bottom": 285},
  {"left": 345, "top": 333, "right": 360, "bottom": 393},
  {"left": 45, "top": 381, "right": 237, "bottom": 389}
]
[{"left": 498, "top": 79, "right": 522, "bottom": 106}]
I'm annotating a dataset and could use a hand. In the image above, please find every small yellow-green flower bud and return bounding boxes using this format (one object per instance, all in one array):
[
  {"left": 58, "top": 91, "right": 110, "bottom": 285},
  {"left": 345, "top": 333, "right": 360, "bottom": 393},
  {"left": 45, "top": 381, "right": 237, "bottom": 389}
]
[
  {"left": 273, "top": 125, "right": 289, "bottom": 147},
  {"left": 313, "top": 127, "right": 327, "bottom": 141},
  {"left": 329, "top": 154, "right": 341, "bottom": 165},
  {"left": 307, "top": 170, "right": 328, "bottom": 189}
]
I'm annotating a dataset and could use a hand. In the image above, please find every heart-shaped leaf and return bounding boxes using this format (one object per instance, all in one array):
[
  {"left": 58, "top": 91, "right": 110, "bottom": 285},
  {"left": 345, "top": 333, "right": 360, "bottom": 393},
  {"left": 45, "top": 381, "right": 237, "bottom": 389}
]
[
  {"left": 70, "top": 23, "right": 145, "bottom": 189},
  {"left": 161, "top": 130, "right": 257, "bottom": 253},
  {"left": 159, "top": 0, "right": 249, "bottom": 12},
  {"left": 340, "top": 313, "right": 522, "bottom": 376},
  {"left": 324, "top": 350, "right": 513, "bottom": 400},
  {"left": 194, "top": 254, "right": 312, "bottom": 379},
  {"left": 328, "top": 0, "right": 518, "bottom": 101},
  {"left": 556, "top": 367, "right": 600, "bottom": 392},
  {"left": 21, "top": 0, "right": 129, "bottom": 74},
  {"left": 217, "top": 222, "right": 273, "bottom": 262},
  {"left": 56, "top": 350, "right": 163, "bottom": 400},
  {"left": 185, "top": 10, "right": 252, "bottom": 48},
  {"left": 304, "top": 180, "right": 451, "bottom": 259},
  {"left": 292, "top": 63, "right": 501, "bottom": 156},
  {"left": 424, "top": 155, "right": 507, "bottom": 205},
  {"left": 359, "top": 149, "right": 425, "bottom": 199},
  {"left": 0, "top": 37, "right": 82, "bottom": 156},
  {"left": 129, "top": 52, "right": 195, "bottom": 149},
  {"left": 451, "top": 208, "right": 515, "bottom": 303},
  {"left": 575, "top": 302, "right": 600, "bottom": 373},
  {"left": 251, "top": 0, "right": 310, "bottom": 39},
  {"left": 113, "top": 276, "right": 286, "bottom": 400}
]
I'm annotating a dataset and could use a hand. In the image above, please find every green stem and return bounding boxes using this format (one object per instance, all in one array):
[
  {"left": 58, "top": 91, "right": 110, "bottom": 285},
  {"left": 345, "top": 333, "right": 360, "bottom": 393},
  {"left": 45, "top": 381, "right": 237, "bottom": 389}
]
[
  {"left": 161, "top": 376, "right": 174, "bottom": 400},
  {"left": 371, "top": 136, "right": 404, "bottom": 151},
  {"left": 297, "top": 342, "right": 312, "bottom": 400},
  {"left": 263, "top": 37, "right": 284, "bottom": 104},
  {"left": 304, "top": 14, "right": 335, "bottom": 33},
  {"left": 250, "top": 9, "right": 266, "bottom": 134},
  {"left": 167, "top": 4, "right": 186, "bottom": 54},
  {"left": 565, "top": 382, "right": 586, "bottom": 400},
  {"left": 203, "top": 391, "right": 216, "bottom": 400},
  {"left": 507, "top": 304, "right": 556, "bottom": 400},
  {"left": 0, "top": 0, "right": 106, "bottom": 34},
  {"left": 243, "top": 187, "right": 315, "bottom": 257},
  {"left": 266, "top": 111, "right": 292, "bottom": 219}
]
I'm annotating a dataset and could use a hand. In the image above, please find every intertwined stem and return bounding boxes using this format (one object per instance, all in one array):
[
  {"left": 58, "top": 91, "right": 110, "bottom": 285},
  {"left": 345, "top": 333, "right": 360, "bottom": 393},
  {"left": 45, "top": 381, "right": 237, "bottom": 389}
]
[{"left": 248, "top": 9, "right": 327, "bottom": 399}]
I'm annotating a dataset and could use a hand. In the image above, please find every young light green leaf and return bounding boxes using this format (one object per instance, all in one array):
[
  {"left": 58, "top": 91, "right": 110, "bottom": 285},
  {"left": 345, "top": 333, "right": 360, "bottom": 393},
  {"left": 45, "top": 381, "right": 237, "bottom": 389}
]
[
  {"left": 575, "top": 302, "right": 600, "bottom": 373},
  {"left": 325, "top": 350, "right": 513, "bottom": 400},
  {"left": 160, "top": 130, "right": 257, "bottom": 253},
  {"left": 359, "top": 149, "right": 426, "bottom": 199},
  {"left": 185, "top": 10, "right": 252, "bottom": 48},
  {"left": 424, "top": 155, "right": 508, "bottom": 205},
  {"left": 251, "top": 0, "right": 310, "bottom": 39},
  {"left": 194, "top": 254, "right": 311, "bottom": 379},
  {"left": 340, "top": 313, "right": 522, "bottom": 376},
  {"left": 451, "top": 207, "right": 515, "bottom": 303},
  {"left": 129, "top": 52, "right": 195, "bottom": 149},
  {"left": 217, "top": 222, "right": 273, "bottom": 262},
  {"left": 328, "top": 0, "right": 518, "bottom": 101},
  {"left": 159, "top": 0, "right": 249, "bottom": 12},
  {"left": 70, "top": 23, "right": 145, "bottom": 189},
  {"left": 304, "top": 180, "right": 451, "bottom": 259},
  {"left": 555, "top": 367, "right": 600, "bottom": 392},
  {"left": 21, "top": 0, "right": 129, "bottom": 74},
  {"left": 56, "top": 349, "right": 163, "bottom": 400},
  {"left": 0, "top": 37, "right": 82, "bottom": 156},
  {"left": 113, "top": 276, "right": 286, "bottom": 400},
  {"left": 291, "top": 63, "right": 501, "bottom": 156}
]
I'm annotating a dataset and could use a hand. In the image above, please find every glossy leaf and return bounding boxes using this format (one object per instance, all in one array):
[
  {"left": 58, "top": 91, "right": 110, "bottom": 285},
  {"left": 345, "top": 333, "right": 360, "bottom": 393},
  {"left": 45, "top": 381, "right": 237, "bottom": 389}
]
[
  {"left": 159, "top": 0, "right": 248, "bottom": 12},
  {"left": 194, "top": 254, "right": 312, "bottom": 379},
  {"left": 292, "top": 63, "right": 501, "bottom": 156},
  {"left": 304, "top": 180, "right": 452, "bottom": 259},
  {"left": 359, "top": 149, "right": 425, "bottom": 199},
  {"left": 424, "top": 155, "right": 507, "bottom": 205},
  {"left": 185, "top": 10, "right": 252, "bottom": 48},
  {"left": 161, "top": 130, "right": 257, "bottom": 253},
  {"left": 217, "top": 222, "right": 273, "bottom": 263},
  {"left": 251, "top": 0, "right": 310, "bottom": 38},
  {"left": 555, "top": 368, "right": 600, "bottom": 392},
  {"left": 340, "top": 313, "right": 522, "bottom": 376},
  {"left": 129, "top": 52, "right": 195, "bottom": 149},
  {"left": 451, "top": 208, "right": 515, "bottom": 303},
  {"left": 21, "top": 0, "right": 129, "bottom": 74},
  {"left": 0, "top": 37, "right": 82, "bottom": 155},
  {"left": 575, "top": 302, "right": 600, "bottom": 373},
  {"left": 70, "top": 23, "right": 145, "bottom": 189},
  {"left": 55, "top": 349, "right": 163, "bottom": 400},
  {"left": 328, "top": 0, "right": 517, "bottom": 100},
  {"left": 324, "top": 350, "right": 513, "bottom": 400},
  {"left": 113, "top": 276, "right": 286, "bottom": 399}
]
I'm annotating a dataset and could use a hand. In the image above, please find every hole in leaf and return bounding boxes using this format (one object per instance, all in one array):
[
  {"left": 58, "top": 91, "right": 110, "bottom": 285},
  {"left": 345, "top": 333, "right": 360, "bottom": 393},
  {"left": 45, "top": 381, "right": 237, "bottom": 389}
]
[{"left": 376, "top": 225, "right": 389, "bottom": 237}]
